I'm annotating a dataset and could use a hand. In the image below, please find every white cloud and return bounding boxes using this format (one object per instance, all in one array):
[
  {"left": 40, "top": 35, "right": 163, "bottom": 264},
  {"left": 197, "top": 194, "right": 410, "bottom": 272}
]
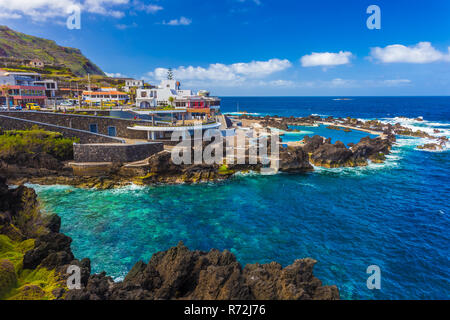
[
  {"left": 84, "top": 0, "right": 128, "bottom": 18},
  {"left": 370, "top": 42, "right": 450, "bottom": 64},
  {"left": 242, "top": 78, "right": 412, "bottom": 89},
  {"left": 0, "top": 0, "right": 163, "bottom": 21},
  {"left": 0, "top": 0, "right": 77, "bottom": 21},
  {"left": 301, "top": 51, "right": 353, "bottom": 67},
  {"left": 116, "top": 22, "right": 137, "bottom": 30},
  {"left": 131, "top": 0, "right": 162, "bottom": 14},
  {"left": 0, "top": 12, "right": 22, "bottom": 19},
  {"left": 148, "top": 59, "right": 292, "bottom": 85},
  {"left": 237, "top": 0, "right": 262, "bottom": 5},
  {"left": 328, "top": 78, "right": 354, "bottom": 87},
  {"left": 105, "top": 72, "right": 128, "bottom": 78},
  {"left": 382, "top": 79, "right": 411, "bottom": 86},
  {"left": 267, "top": 79, "right": 295, "bottom": 87},
  {"left": 322, "top": 78, "right": 412, "bottom": 88},
  {"left": 162, "top": 16, "right": 192, "bottom": 26}
]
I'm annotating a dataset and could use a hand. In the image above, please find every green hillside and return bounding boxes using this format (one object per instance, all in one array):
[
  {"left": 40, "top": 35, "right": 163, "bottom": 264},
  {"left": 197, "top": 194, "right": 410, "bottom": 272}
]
[{"left": 0, "top": 25, "right": 105, "bottom": 77}]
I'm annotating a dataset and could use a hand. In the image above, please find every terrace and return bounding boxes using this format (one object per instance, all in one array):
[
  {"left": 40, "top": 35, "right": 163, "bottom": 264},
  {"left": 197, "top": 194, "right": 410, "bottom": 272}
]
[
  {"left": 127, "top": 118, "right": 221, "bottom": 142},
  {"left": 129, "top": 118, "right": 220, "bottom": 129}
]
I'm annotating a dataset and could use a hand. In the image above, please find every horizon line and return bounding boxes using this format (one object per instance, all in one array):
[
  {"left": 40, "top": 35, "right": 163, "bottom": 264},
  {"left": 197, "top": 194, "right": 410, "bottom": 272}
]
[{"left": 216, "top": 95, "right": 450, "bottom": 98}]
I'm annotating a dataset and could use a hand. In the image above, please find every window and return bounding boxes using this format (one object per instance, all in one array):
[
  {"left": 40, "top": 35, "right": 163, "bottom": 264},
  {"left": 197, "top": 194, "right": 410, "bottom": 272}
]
[
  {"left": 141, "top": 91, "right": 147, "bottom": 98},
  {"left": 108, "top": 126, "right": 117, "bottom": 137},
  {"left": 89, "top": 124, "right": 98, "bottom": 133}
]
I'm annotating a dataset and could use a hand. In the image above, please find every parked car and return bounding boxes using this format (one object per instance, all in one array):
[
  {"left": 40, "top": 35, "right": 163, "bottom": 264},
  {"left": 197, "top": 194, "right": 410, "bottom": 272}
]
[
  {"left": 26, "top": 103, "right": 41, "bottom": 110},
  {"left": 0, "top": 105, "right": 7, "bottom": 111},
  {"left": 14, "top": 105, "right": 22, "bottom": 110},
  {"left": 103, "top": 102, "right": 117, "bottom": 107},
  {"left": 59, "top": 101, "right": 73, "bottom": 107}
]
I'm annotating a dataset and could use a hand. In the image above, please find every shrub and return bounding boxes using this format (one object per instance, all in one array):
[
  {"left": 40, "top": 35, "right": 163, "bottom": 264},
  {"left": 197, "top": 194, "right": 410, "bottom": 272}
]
[{"left": 0, "top": 126, "right": 79, "bottom": 161}]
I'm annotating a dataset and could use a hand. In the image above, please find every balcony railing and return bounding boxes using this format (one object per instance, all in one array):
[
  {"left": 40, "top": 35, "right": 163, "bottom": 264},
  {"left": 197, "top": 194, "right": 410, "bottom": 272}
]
[{"left": 132, "top": 119, "right": 219, "bottom": 128}]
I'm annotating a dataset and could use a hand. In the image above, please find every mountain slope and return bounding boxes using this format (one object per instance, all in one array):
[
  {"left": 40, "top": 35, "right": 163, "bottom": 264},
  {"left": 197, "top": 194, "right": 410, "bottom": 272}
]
[{"left": 0, "top": 25, "right": 105, "bottom": 76}]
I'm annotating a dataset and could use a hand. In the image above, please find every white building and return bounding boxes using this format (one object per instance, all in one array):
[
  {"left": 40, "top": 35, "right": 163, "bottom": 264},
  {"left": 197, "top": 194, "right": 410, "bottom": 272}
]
[
  {"left": 83, "top": 88, "right": 129, "bottom": 105},
  {"left": 136, "top": 80, "right": 220, "bottom": 108},
  {"left": 0, "top": 70, "right": 47, "bottom": 107},
  {"left": 29, "top": 59, "right": 45, "bottom": 68},
  {"left": 123, "top": 79, "right": 144, "bottom": 92},
  {"left": 34, "top": 79, "right": 58, "bottom": 98},
  {"left": 0, "top": 70, "right": 41, "bottom": 86},
  {"left": 130, "top": 79, "right": 222, "bottom": 143}
]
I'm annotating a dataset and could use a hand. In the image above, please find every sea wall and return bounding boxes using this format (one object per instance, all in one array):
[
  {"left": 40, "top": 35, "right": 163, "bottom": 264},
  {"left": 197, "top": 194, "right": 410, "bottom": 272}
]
[
  {"left": 0, "top": 114, "right": 124, "bottom": 144},
  {"left": 1, "top": 111, "right": 148, "bottom": 140},
  {"left": 73, "top": 142, "right": 163, "bottom": 163}
]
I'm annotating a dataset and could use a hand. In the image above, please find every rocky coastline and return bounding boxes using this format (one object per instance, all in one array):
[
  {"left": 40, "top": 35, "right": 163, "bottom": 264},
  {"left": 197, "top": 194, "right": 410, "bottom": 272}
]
[
  {"left": 1, "top": 114, "right": 445, "bottom": 189},
  {"left": 239, "top": 114, "right": 447, "bottom": 139},
  {"left": 0, "top": 115, "right": 401, "bottom": 190},
  {"left": 0, "top": 177, "right": 339, "bottom": 300}
]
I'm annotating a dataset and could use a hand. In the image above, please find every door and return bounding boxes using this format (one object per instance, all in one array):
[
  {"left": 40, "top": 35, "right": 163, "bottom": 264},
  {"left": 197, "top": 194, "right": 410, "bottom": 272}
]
[
  {"left": 89, "top": 124, "right": 98, "bottom": 133},
  {"left": 108, "top": 126, "right": 117, "bottom": 137}
]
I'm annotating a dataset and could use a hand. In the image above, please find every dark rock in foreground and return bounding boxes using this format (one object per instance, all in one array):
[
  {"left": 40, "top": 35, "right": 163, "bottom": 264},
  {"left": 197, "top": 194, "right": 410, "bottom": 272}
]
[
  {"left": 66, "top": 242, "right": 339, "bottom": 300},
  {"left": 0, "top": 177, "right": 339, "bottom": 300}
]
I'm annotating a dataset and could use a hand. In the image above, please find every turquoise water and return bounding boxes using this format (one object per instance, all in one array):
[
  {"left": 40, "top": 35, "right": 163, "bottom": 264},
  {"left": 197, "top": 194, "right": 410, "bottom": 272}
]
[
  {"left": 33, "top": 97, "right": 449, "bottom": 300},
  {"left": 281, "top": 124, "right": 377, "bottom": 146}
]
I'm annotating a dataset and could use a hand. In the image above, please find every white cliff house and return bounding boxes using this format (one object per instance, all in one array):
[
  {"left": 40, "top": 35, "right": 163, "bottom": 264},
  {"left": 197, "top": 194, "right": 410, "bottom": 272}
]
[{"left": 129, "top": 79, "right": 223, "bottom": 142}]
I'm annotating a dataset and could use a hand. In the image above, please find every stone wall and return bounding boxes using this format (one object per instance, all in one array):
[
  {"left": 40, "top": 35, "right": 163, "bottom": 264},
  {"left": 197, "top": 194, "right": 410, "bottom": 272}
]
[
  {"left": 2, "top": 111, "right": 149, "bottom": 140},
  {"left": 0, "top": 114, "right": 125, "bottom": 144},
  {"left": 73, "top": 142, "right": 163, "bottom": 163}
]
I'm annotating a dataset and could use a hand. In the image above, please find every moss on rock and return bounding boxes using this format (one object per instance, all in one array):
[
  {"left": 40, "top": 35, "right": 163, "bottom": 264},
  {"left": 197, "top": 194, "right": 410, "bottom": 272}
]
[
  {"left": 0, "top": 259, "right": 17, "bottom": 298},
  {"left": 6, "top": 267, "right": 65, "bottom": 300},
  {"left": 0, "top": 235, "right": 35, "bottom": 272},
  {"left": 218, "top": 164, "right": 235, "bottom": 175},
  {"left": 0, "top": 235, "right": 65, "bottom": 300}
]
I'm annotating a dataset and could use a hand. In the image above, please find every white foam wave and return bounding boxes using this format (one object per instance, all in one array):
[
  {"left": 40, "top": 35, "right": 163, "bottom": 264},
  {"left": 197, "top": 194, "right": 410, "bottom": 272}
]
[
  {"left": 313, "top": 160, "right": 398, "bottom": 176},
  {"left": 379, "top": 117, "right": 450, "bottom": 151},
  {"left": 26, "top": 183, "right": 74, "bottom": 192},
  {"left": 295, "top": 181, "right": 318, "bottom": 189},
  {"left": 234, "top": 170, "right": 259, "bottom": 177},
  {"left": 382, "top": 117, "right": 450, "bottom": 134},
  {"left": 106, "top": 183, "right": 147, "bottom": 195},
  {"left": 224, "top": 112, "right": 262, "bottom": 116}
]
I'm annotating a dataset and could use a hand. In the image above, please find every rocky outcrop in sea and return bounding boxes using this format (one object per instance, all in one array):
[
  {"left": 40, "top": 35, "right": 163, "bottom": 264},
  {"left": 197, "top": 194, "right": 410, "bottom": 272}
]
[{"left": 301, "top": 135, "right": 394, "bottom": 168}]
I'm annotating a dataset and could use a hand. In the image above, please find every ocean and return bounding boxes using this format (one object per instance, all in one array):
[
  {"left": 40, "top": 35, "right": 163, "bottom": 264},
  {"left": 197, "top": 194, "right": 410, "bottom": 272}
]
[{"left": 33, "top": 97, "right": 449, "bottom": 300}]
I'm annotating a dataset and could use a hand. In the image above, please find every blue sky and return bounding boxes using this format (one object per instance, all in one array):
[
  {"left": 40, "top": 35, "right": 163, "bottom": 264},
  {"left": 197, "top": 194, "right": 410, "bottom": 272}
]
[{"left": 1, "top": 0, "right": 449, "bottom": 96}]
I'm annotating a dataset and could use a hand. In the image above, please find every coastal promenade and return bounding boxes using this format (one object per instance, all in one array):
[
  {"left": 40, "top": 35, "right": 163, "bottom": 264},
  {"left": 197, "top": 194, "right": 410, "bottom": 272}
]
[{"left": 317, "top": 121, "right": 385, "bottom": 136}]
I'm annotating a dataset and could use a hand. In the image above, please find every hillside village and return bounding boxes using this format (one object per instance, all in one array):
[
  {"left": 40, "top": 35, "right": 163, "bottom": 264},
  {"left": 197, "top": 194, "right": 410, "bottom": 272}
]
[{"left": 0, "top": 65, "right": 149, "bottom": 109}]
